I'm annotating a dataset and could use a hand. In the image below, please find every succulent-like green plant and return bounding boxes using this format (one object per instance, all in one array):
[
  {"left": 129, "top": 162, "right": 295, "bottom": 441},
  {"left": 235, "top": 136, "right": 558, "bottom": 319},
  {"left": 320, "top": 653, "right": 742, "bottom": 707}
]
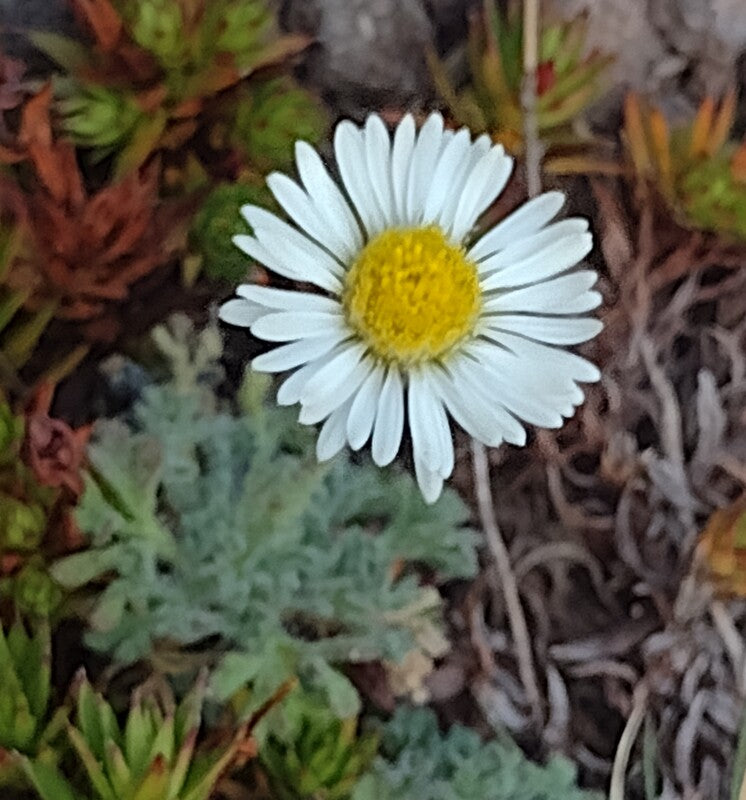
[
  {"left": 189, "top": 182, "right": 272, "bottom": 283},
  {"left": 30, "top": 0, "right": 322, "bottom": 177},
  {"left": 261, "top": 690, "right": 379, "bottom": 800},
  {"left": 354, "top": 707, "right": 602, "bottom": 800},
  {"left": 22, "top": 672, "right": 244, "bottom": 800},
  {"left": 624, "top": 91, "right": 746, "bottom": 240},
  {"left": 0, "top": 385, "right": 86, "bottom": 616},
  {"left": 53, "top": 318, "right": 477, "bottom": 731},
  {"left": 0, "top": 621, "right": 67, "bottom": 787},
  {"left": 232, "top": 78, "right": 328, "bottom": 173},
  {"left": 56, "top": 82, "right": 145, "bottom": 156},
  {"left": 429, "top": 0, "right": 611, "bottom": 162}
]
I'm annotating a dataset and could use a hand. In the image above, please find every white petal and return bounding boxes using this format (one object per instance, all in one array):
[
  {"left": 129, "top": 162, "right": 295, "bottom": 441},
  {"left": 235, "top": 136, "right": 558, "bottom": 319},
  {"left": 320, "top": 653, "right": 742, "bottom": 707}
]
[
  {"left": 436, "top": 361, "right": 527, "bottom": 446},
  {"left": 464, "top": 338, "right": 597, "bottom": 427},
  {"left": 295, "top": 141, "right": 364, "bottom": 253},
  {"left": 414, "top": 452, "right": 444, "bottom": 505},
  {"left": 449, "top": 145, "right": 514, "bottom": 241},
  {"left": 480, "top": 232, "right": 593, "bottom": 291},
  {"left": 476, "top": 148, "right": 514, "bottom": 215},
  {"left": 238, "top": 285, "right": 341, "bottom": 313},
  {"left": 241, "top": 205, "right": 344, "bottom": 276},
  {"left": 334, "top": 121, "right": 386, "bottom": 236},
  {"left": 365, "top": 115, "right": 396, "bottom": 226},
  {"left": 276, "top": 351, "right": 339, "bottom": 405},
  {"left": 346, "top": 365, "right": 385, "bottom": 450},
  {"left": 251, "top": 311, "right": 345, "bottom": 342},
  {"left": 406, "top": 113, "right": 445, "bottom": 223},
  {"left": 391, "top": 114, "right": 416, "bottom": 223},
  {"left": 219, "top": 298, "right": 265, "bottom": 327},
  {"left": 436, "top": 134, "right": 492, "bottom": 234},
  {"left": 243, "top": 205, "right": 344, "bottom": 292},
  {"left": 496, "top": 332, "right": 601, "bottom": 384},
  {"left": 422, "top": 128, "right": 472, "bottom": 226},
  {"left": 233, "top": 234, "right": 300, "bottom": 282},
  {"left": 371, "top": 366, "right": 404, "bottom": 466},
  {"left": 317, "top": 398, "right": 354, "bottom": 461},
  {"left": 252, "top": 334, "right": 342, "bottom": 373},
  {"left": 483, "top": 271, "right": 601, "bottom": 315},
  {"left": 299, "top": 346, "right": 373, "bottom": 424},
  {"left": 408, "top": 370, "right": 444, "bottom": 472},
  {"left": 480, "top": 315, "right": 603, "bottom": 345},
  {"left": 476, "top": 219, "right": 589, "bottom": 275},
  {"left": 266, "top": 172, "right": 352, "bottom": 262},
  {"left": 425, "top": 372, "right": 454, "bottom": 478},
  {"left": 469, "top": 191, "right": 566, "bottom": 261},
  {"left": 428, "top": 366, "right": 502, "bottom": 446},
  {"left": 459, "top": 352, "right": 565, "bottom": 428}
]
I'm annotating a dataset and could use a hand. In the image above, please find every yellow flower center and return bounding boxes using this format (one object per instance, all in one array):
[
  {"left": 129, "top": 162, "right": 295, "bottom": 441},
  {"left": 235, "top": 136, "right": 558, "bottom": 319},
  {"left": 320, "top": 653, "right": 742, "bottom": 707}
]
[{"left": 343, "top": 226, "right": 481, "bottom": 365}]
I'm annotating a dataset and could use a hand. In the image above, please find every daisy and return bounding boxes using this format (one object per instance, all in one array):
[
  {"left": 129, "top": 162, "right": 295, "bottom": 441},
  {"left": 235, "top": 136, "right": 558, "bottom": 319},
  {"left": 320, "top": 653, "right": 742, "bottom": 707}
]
[{"left": 220, "top": 112, "right": 602, "bottom": 503}]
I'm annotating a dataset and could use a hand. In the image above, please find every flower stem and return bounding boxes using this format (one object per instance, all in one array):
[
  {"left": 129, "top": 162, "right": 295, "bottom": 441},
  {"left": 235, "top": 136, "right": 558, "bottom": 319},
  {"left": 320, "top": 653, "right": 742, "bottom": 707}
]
[
  {"left": 471, "top": 439, "right": 543, "bottom": 725},
  {"left": 521, "top": 0, "right": 543, "bottom": 198}
]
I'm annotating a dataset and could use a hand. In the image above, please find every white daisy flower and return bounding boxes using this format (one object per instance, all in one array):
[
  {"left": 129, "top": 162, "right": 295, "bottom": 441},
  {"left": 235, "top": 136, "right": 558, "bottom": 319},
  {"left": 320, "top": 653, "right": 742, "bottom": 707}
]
[{"left": 220, "top": 112, "right": 602, "bottom": 503}]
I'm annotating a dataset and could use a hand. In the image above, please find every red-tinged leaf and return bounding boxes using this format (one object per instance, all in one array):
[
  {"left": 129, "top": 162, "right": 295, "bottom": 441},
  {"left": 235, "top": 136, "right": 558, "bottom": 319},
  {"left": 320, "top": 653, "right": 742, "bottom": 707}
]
[
  {"left": 170, "top": 97, "right": 203, "bottom": 120},
  {"left": 113, "top": 111, "right": 168, "bottom": 178},
  {"left": 689, "top": 96, "right": 715, "bottom": 158},
  {"left": 69, "top": 0, "right": 124, "bottom": 52},
  {"left": 18, "top": 85, "right": 54, "bottom": 152},
  {"left": 0, "top": 144, "right": 25, "bottom": 164},
  {"left": 709, "top": 90, "right": 737, "bottom": 156},
  {"left": 134, "top": 85, "right": 169, "bottom": 114},
  {"left": 624, "top": 92, "right": 652, "bottom": 176},
  {"left": 731, "top": 142, "right": 746, "bottom": 184},
  {"left": 536, "top": 61, "right": 556, "bottom": 95}
]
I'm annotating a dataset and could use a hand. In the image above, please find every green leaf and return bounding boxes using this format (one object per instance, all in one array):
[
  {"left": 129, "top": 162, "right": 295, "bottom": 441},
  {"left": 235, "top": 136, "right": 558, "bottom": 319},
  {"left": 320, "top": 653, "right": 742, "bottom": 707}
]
[
  {"left": 20, "top": 757, "right": 80, "bottom": 800},
  {"left": 76, "top": 681, "right": 106, "bottom": 761},
  {"left": 181, "top": 745, "right": 238, "bottom": 800},
  {"left": 26, "top": 31, "right": 93, "bottom": 72},
  {"left": 67, "top": 723, "right": 116, "bottom": 800},
  {"left": 125, "top": 695, "right": 154, "bottom": 781},
  {"left": 144, "top": 713, "right": 175, "bottom": 769},
  {"left": 131, "top": 754, "right": 170, "bottom": 800},
  {"left": 310, "top": 661, "right": 361, "bottom": 719},
  {"left": 113, "top": 110, "right": 168, "bottom": 178},
  {"left": 51, "top": 545, "right": 129, "bottom": 590},
  {"left": 103, "top": 740, "right": 132, "bottom": 797}
]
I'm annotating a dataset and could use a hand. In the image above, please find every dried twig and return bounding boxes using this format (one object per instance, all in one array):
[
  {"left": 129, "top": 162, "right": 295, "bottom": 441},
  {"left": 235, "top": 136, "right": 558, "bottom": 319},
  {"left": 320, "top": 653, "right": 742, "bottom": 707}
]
[{"left": 471, "top": 440, "right": 543, "bottom": 725}]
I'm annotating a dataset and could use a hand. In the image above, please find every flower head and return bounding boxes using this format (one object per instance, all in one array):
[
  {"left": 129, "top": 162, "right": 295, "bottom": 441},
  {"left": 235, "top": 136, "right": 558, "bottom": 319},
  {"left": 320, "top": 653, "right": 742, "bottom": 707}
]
[{"left": 220, "top": 113, "right": 602, "bottom": 502}]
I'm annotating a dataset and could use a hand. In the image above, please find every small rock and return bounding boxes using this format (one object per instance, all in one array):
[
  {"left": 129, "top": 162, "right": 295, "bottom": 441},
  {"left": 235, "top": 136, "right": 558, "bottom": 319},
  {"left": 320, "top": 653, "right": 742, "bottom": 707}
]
[
  {"left": 554, "top": 0, "right": 746, "bottom": 122},
  {"left": 283, "top": 0, "right": 436, "bottom": 117}
]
